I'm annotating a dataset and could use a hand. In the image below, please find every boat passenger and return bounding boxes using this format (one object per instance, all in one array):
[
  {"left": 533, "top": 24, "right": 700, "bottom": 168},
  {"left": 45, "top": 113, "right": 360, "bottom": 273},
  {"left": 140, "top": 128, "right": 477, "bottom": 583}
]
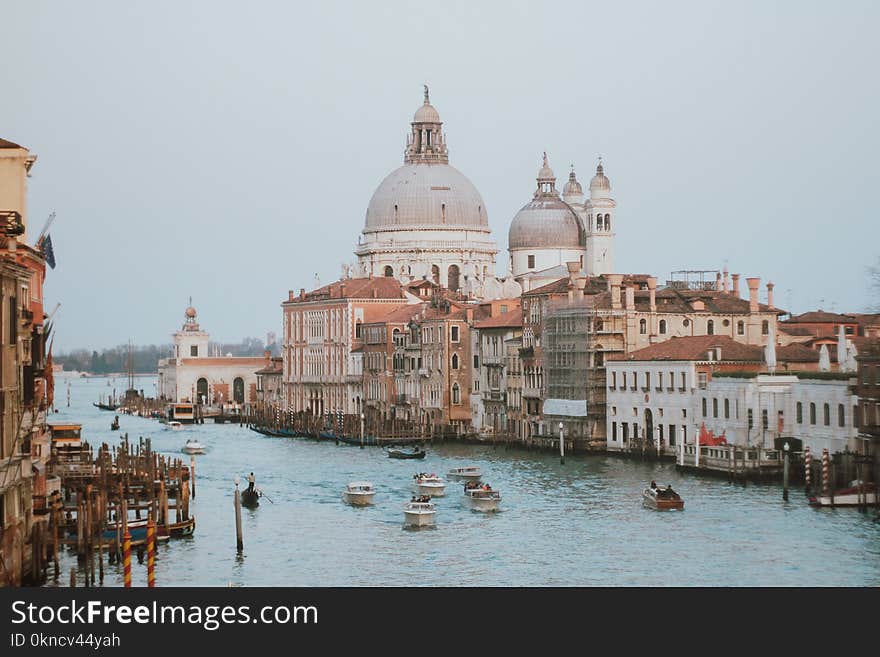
[{"left": 650, "top": 480, "right": 657, "bottom": 490}]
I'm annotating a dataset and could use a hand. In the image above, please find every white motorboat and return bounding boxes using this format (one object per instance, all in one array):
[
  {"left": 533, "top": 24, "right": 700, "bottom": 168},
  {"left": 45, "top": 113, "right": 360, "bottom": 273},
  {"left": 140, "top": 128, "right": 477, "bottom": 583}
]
[
  {"left": 463, "top": 483, "right": 501, "bottom": 511},
  {"left": 412, "top": 473, "right": 446, "bottom": 497},
  {"left": 446, "top": 466, "right": 482, "bottom": 482},
  {"left": 181, "top": 439, "right": 205, "bottom": 454},
  {"left": 342, "top": 481, "right": 376, "bottom": 506},
  {"left": 166, "top": 421, "right": 183, "bottom": 430},
  {"left": 403, "top": 501, "right": 436, "bottom": 527},
  {"left": 809, "top": 481, "right": 878, "bottom": 508}
]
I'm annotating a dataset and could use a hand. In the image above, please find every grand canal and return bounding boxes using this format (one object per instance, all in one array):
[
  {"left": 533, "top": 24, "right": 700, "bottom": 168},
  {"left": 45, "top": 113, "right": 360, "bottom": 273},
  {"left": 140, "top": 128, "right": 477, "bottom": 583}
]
[{"left": 50, "top": 375, "right": 880, "bottom": 586}]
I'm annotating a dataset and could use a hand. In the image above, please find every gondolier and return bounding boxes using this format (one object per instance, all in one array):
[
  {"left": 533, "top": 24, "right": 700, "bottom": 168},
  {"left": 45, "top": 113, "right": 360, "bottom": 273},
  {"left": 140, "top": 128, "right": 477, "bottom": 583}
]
[{"left": 247, "top": 472, "right": 255, "bottom": 493}]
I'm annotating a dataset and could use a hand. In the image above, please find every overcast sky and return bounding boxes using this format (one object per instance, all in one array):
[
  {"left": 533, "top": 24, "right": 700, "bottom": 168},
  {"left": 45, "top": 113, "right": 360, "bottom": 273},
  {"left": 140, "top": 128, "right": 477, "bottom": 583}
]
[{"left": 3, "top": 1, "right": 878, "bottom": 352}]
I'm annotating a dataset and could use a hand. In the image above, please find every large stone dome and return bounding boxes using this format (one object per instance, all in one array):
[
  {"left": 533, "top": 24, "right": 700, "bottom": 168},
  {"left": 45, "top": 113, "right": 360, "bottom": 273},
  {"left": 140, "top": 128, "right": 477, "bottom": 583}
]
[{"left": 364, "top": 163, "right": 489, "bottom": 233}]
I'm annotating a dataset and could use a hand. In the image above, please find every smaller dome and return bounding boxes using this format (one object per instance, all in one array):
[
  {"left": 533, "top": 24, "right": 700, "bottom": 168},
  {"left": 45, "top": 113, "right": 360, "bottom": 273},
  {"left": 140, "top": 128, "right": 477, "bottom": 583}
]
[
  {"left": 590, "top": 161, "right": 611, "bottom": 193},
  {"left": 563, "top": 169, "right": 583, "bottom": 197},
  {"left": 537, "top": 152, "right": 555, "bottom": 182},
  {"left": 185, "top": 306, "right": 197, "bottom": 319},
  {"left": 413, "top": 102, "right": 440, "bottom": 123}
]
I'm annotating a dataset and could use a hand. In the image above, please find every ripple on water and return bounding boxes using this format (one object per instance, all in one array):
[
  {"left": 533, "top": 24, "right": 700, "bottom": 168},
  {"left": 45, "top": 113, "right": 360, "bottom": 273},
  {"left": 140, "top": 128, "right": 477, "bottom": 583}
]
[{"left": 48, "top": 376, "right": 880, "bottom": 586}]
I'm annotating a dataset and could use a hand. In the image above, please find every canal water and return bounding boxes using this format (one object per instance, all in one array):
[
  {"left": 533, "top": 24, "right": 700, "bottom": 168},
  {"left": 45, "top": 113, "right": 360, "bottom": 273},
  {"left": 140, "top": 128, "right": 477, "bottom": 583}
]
[{"left": 50, "top": 375, "right": 880, "bottom": 586}]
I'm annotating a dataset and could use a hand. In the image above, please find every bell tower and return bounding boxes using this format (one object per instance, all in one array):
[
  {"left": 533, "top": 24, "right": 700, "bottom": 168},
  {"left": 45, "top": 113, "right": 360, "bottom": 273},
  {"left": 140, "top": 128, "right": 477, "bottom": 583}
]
[{"left": 584, "top": 159, "right": 616, "bottom": 276}]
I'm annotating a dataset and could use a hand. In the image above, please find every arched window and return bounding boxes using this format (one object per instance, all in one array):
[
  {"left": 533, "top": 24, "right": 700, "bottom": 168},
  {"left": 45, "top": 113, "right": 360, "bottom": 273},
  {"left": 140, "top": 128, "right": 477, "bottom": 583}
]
[
  {"left": 838, "top": 404, "right": 845, "bottom": 427},
  {"left": 441, "top": 203, "right": 446, "bottom": 223},
  {"left": 796, "top": 402, "right": 803, "bottom": 424},
  {"left": 702, "top": 398, "right": 707, "bottom": 417},
  {"left": 196, "top": 378, "right": 208, "bottom": 404},
  {"left": 639, "top": 319, "right": 647, "bottom": 334},
  {"left": 707, "top": 320, "right": 714, "bottom": 335},
  {"left": 737, "top": 320, "right": 745, "bottom": 335},
  {"left": 724, "top": 398, "right": 730, "bottom": 419},
  {"left": 712, "top": 398, "right": 718, "bottom": 418},
  {"left": 762, "top": 320, "right": 769, "bottom": 335},
  {"left": 451, "top": 353, "right": 459, "bottom": 370},
  {"left": 233, "top": 377, "right": 245, "bottom": 404},
  {"left": 823, "top": 403, "right": 830, "bottom": 426},
  {"left": 383, "top": 265, "right": 394, "bottom": 277},
  {"left": 588, "top": 215, "right": 593, "bottom": 231},
  {"left": 451, "top": 383, "right": 461, "bottom": 405},
  {"left": 448, "top": 264, "right": 460, "bottom": 292},
  {"left": 431, "top": 264, "right": 440, "bottom": 285},
  {"left": 659, "top": 320, "right": 667, "bottom": 334},
  {"left": 809, "top": 402, "right": 816, "bottom": 425},
  {"left": 605, "top": 214, "right": 611, "bottom": 231}
]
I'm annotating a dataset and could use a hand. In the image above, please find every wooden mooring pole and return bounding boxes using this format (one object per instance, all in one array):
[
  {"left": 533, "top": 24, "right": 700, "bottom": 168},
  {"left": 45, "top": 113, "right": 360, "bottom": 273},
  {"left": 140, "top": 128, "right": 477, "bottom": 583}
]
[
  {"left": 234, "top": 479, "right": 243, "bottom": 553},
  {"left": 783, "top": 442, "right": 790, "bottom": 501}
]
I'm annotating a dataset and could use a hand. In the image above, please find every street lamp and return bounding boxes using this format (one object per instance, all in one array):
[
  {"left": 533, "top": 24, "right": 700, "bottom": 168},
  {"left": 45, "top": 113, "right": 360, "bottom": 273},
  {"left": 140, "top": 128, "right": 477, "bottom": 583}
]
[
  {"left": 360, "top": 412, "right": 365, "bottom": 449},
  {"left": 559, "top": 421, "right": 565, "bottom": 465}
]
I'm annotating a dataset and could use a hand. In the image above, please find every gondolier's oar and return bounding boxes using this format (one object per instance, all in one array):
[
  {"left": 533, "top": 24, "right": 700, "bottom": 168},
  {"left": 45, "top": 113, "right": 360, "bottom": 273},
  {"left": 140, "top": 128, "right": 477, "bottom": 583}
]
[{"left": 257, "top": 489, "right": 274, "bottom": 503}]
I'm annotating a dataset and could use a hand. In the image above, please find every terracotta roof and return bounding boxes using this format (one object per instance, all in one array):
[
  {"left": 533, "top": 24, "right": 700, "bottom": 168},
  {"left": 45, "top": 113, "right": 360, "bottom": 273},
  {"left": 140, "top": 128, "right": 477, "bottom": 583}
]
[
  {"left": 0, "top": 138, "right": 23, "bottom": 149},
  {"left": 363, "top": 304, "right": 425, "bottom": 326},
  {"left": 287, "top": 277, "right": 408, "bottom": 303},
  {"left": 474, "top": 311, "right": 523, "bottom": 329},
  {"left": 255, "top": 358, "right": 283, "bottom": 375},
  {"left": 784, "top": 310, "right": 856, "bottom": 324},
  {"left": 775, "top": 343, "right": 823, "bottom": 362},
  {"left": 778, "top": 325, "right": 815, "bottom": 336},
  {"left": 609, "top": 335, "right": 763, "bottom": 362}
]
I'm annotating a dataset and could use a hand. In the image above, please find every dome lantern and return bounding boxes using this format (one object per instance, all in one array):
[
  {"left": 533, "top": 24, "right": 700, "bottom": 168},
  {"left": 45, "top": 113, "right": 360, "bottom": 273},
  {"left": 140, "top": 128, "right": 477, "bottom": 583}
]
[{"left": 405, "top": 85, "right": 448, "bottom": 165}]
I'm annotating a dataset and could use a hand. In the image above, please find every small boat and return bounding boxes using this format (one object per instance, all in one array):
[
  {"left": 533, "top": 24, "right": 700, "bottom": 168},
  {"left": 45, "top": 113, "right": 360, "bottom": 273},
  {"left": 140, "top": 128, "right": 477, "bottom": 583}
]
[
  {"left": 240, "top": 487, "right": 260, "bottom": 508},
  {"left": 342, "top": 481, "right": 376, "bottom": 506},
  {"left": 388, "top": 447, "right": 426, "bottom": 459},
  {"left": 161, "top": 516, "right": 196, "bottom": 538},
  {"left": 412, "top": 473, "right": 446, "bottom": 497},
  {"left": 403, "top": 501, "right": 436, "bottom": 527},
  {"left": 182, "top": 439, "right": 205, "bottom": 455},
  {"left": 110, "top": 420, "right": 120, "bottom": 431},
  {"left": 447, "top": 466, "right": 482, "bottom": 481},
  {"left": 463, "top": 483, "right": 501, "bottom": 512},
  {"left": 643, "top": 484, "right": 684, "bottom": 510},
  {"left": 809, "top": 481, "right": 878, "bottom": 508},
  {"left": 166, "top": 421, "right": 183, "bottom": 430}
]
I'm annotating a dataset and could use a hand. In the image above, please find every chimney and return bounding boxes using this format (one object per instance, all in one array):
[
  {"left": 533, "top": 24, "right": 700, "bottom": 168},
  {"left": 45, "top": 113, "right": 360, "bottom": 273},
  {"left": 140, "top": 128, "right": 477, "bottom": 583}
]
[
  {"left": 609, "top": 274, "right": 624, "bottom": 310},
  {"left": 625, "top": 286, "right": 635, "bottom": 310},
  {"left": 575, "top": 278, "right": 587, "bottom": 299},
  {"left": 566, "top": 261, "right": 580, "bottom": 286},
  {"left": 722, "top": 267, "right": 730, "bottom": 293},
  {"left": 715, "top": 272, "right": 722, "bottom": 292},
  {"left": 264, "top": 350, "right": 271, "bottom": 363},
  {"left": 340, "top": 282, "right": 346, "bottom": 298},
  {"left": 746, "top": 277, "right": 760, "bottom": 313},
  {"left": 647, "top": 276, "right": 657, "bottom": 312},
  {"left": 766, "top": 281, "right": 774, "bottom": 308},
  {"left": 466, "top": 307, "right": 474, "bottom": 323},
  {"left": 299, "top": 288, "right": 305, "bottom": 300},
  {"left": 732, "top": 274, "right": 740, "bottom": 297},
  {"left": 289, "top": 290, "right": 295, "bottom": 302}
]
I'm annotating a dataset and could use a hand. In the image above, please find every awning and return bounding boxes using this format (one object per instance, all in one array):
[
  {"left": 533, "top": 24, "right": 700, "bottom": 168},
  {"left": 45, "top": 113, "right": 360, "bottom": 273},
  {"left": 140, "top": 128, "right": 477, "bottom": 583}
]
[{"left": 543, "top": 399, "right": 588, "bottom": 417}]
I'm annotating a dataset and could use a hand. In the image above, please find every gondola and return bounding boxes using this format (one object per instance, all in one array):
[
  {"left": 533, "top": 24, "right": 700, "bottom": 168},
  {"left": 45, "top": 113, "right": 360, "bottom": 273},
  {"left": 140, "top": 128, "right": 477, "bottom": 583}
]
[
  {"left": 241, "top": 487, "right": 260, "bottom": 508},
  {"left": 336, "top": 433, "right": 379, "bottom": 447},
  {"left": 388, "top": 447, "right": 426, "bottom": 459},
  {"left": 93, "top": 402, "right": 118, "bottom": 411}
]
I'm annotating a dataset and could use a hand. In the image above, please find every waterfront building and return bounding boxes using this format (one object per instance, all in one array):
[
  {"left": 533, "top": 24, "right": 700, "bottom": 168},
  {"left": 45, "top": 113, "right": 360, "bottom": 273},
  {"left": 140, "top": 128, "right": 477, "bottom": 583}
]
[
  {"left": 0, "top": 137, "right": 51, "bottom": 586},
  {"left": 854, "top": 338, "right": 880, "bottom": 457},
  {"left": 605, "top": 334, "right": 859, "bottom": 456},
  {"left": 157, "top": 305, "right": 264, "bottom": 405},
  {"left": 281, "top": 276, "right": 417, "bottom": 417},
  {"left": 254, "top": 354, "right": 284, "bottom": 406},
  {"left": 470, "top": 300, "right": 522, "bottom": 437},
  {"left": 354, "top": 88, "right": 499, "bottom": 294},
  {"left": 780, "top": 310, "right": 859, "bottom": 340}
]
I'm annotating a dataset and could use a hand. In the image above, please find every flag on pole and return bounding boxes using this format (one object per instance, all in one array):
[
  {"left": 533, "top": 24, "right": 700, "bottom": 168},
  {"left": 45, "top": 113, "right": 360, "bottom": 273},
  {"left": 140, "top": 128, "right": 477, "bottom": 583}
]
[{"left": 41, "top": 233, "right": 56, "bottom": 269}]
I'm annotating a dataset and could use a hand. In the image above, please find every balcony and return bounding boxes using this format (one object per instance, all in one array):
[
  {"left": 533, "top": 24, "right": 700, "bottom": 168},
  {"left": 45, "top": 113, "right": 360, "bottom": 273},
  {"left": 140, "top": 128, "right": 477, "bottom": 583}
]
[
  {"left": 0, "top": 210, "right": 24, "bottom": 236},
  {"left": 482, "top": 390, "right": 507, "bottom": 403},
  {"left": 418, "top": 368, "right": 430, "bottom": 377}
]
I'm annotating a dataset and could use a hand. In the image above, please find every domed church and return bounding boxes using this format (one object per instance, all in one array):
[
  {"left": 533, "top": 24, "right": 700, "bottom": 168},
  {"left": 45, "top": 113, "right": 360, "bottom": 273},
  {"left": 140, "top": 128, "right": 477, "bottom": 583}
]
[
  {"left": 508, "top": 154, "right": 616, "bottom": 284},
  {"left": 355, "top": 87, "right": 499, "bottom": 293}
]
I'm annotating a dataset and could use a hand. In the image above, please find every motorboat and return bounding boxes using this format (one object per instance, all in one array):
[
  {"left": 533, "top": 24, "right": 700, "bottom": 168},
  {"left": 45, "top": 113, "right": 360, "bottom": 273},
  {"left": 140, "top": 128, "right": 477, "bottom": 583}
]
[
  {"left": 809, "top": 481, "right": 878, "bottom": 508},
  {"left": 643, "top": 484, "right": 684, "bottom": 510},
  {"left": 463, "top": 482, "right": 501, "bottom": 512},
  {"left": 166, "top": 421, "right": 183, "bottom": 430},
  {"left": 412, "top": 473, "right": 446, "bottom": 497},
  {"left": 447, "top": 466, "right": 482, "bottom": 482},
  {"left": 182, "top": 439, "right": 205, "bottom": 455},
  {"left": 343, "top": 481, "right": 376, "bottom": 506},
  {"left": 388, "top": 447, "right": 426, "bottom": 459},
  {"left": 403, "top": 501, "right": 436, "bottom": 527}
]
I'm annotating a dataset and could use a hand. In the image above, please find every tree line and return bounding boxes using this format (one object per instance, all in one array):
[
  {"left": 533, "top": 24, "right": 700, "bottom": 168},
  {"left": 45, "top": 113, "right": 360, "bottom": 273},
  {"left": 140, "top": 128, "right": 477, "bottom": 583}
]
[{"left": 54, "top": 337, "right": 276, "bottom": 374}]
